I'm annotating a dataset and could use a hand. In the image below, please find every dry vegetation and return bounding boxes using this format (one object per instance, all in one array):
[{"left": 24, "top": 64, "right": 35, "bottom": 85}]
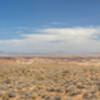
[{"left": 0, "top": 56, "right": 100, "bottom": 100}]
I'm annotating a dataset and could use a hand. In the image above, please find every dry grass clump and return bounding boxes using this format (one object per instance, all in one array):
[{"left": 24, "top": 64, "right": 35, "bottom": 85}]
[{"left": 0, "top": 58, "right": 100, "bottom": 100}]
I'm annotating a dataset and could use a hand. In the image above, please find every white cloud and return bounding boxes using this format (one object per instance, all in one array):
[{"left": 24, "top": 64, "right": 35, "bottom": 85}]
[
  {"left": 0, "top": 26, "right": 100, "bottom": 53},
  {"left": 50, "top": 22, "right": 67, "bottom": 25}
]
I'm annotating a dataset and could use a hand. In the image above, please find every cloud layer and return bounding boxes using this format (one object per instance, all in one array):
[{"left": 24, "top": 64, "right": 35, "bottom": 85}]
[{"left": 0, "top": 26, "right": 100, "bottom": 53}]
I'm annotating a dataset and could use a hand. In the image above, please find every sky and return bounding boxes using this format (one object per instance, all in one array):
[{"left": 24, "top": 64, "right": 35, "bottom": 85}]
[{"left": 0, "top": 0, "right": 100, "bottom": 53}]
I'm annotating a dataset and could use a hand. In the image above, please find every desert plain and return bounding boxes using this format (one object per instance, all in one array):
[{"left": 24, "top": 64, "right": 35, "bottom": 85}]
[{"left": 0, "top": 54, "right": 100, "bottom": 100}]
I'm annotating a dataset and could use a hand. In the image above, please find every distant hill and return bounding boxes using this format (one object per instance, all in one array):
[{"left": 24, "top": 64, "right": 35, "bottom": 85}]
[{"left": 0, "top": 53, "right": 100, "bottom": 59}]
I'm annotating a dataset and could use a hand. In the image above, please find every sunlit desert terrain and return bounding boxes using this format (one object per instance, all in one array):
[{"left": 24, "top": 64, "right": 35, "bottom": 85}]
[{"left": 0, "top": 54, "right": 100, "bottom": 100}]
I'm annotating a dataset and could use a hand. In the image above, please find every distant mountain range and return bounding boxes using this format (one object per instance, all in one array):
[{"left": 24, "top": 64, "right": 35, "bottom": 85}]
[{"left": 0, "top": 51, "right": 5, "bottom": 53}]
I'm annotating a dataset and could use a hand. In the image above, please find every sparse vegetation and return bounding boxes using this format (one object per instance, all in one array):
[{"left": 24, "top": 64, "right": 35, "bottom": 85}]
[{"left": 0, "top": 56, "right": 100, "bottom": 100}]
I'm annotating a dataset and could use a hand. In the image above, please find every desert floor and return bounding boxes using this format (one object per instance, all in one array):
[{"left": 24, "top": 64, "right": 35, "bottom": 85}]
[{"left": 0, "top": 57, "right": 100, "bottom": 100}]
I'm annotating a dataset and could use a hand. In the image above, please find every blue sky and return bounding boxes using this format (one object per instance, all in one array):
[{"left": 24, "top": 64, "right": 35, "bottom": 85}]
[{"left": 0, "top": 0, "right": 100, "bottom": 53}]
